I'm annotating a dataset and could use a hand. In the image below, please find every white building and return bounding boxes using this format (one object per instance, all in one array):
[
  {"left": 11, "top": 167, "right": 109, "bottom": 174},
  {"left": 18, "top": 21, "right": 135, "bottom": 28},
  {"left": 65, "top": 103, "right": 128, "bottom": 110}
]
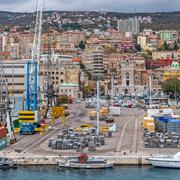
[
  {"left": 58, "top": 83, "right": 82, "bottom": 102},
  {"left": 117, "top": 17, "right": 140, "bottom": 34}
]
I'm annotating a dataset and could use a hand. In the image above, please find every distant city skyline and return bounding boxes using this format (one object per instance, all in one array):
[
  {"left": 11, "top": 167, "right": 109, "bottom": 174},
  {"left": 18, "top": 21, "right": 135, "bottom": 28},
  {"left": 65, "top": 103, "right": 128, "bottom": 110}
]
[{"left": 0, "top": 0, "right": 180, "bottom": 13}]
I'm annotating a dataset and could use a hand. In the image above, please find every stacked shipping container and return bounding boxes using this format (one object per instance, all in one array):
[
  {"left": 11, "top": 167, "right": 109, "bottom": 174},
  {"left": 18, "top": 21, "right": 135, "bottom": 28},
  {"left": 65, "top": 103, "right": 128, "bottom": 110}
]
[{"left": 0, "top": 127, "right": 7, "bottom": 150}]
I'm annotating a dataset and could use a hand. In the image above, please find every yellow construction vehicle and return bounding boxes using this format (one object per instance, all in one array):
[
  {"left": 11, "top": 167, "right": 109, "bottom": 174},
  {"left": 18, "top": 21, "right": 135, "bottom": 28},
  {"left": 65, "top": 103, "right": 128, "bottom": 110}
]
[{"left": 51, "top": 106, "right": 65, "bottom": 127}]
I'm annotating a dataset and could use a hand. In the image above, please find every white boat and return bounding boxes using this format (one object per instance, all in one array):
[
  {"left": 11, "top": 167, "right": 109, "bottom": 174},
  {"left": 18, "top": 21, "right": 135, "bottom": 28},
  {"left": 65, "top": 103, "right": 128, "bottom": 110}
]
[
  {"left": 147, "top": 152, "right": 180, "bottom": 168},
  {"left": 58, "top": 153, "right": 113, "bottom": 169}
]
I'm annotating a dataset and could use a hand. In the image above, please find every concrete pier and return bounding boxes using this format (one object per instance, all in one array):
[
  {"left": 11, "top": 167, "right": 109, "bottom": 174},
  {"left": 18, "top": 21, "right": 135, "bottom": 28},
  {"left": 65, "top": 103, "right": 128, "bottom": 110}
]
[{"left": 3, "top": 155, "right": 151, "bottom": 165}]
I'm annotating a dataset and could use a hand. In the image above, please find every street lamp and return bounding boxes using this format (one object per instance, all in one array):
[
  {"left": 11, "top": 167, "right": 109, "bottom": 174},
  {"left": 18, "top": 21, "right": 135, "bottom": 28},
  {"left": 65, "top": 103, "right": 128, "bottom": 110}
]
[
  {"left": 149, "top": 70, "right": 152, "bottom": 106},
  {"left": 110, "top": 72, "right": 116, "bottom": 106}
]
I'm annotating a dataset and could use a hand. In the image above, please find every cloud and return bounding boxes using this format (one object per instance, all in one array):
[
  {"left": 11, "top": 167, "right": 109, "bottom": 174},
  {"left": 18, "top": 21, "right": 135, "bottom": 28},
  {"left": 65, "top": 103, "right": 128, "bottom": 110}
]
[{"left": 0, "top": 0, "right": 179, "bottom": 12}]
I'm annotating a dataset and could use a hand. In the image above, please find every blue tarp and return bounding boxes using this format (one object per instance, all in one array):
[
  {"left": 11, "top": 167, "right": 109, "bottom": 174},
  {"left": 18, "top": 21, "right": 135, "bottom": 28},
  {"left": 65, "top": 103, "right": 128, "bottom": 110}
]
[{"left": 156, "top": 116, "right": 180, "bottom": 123}]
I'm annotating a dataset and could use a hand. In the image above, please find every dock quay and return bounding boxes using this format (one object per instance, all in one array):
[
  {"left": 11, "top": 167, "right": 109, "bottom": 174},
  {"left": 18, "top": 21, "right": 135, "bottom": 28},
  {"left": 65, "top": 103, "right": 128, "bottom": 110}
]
[{"left": 0, "top": 155, "right": 151, "bottom": 165}]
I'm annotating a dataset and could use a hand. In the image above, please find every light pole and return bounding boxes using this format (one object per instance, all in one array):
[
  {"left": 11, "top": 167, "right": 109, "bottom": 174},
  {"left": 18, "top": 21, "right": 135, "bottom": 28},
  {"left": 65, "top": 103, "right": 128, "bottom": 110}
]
[
  {"left": 111, "top": 76, "right": 114, "bottom": 106},
  {"left": 96, "top": 78, "right": 100, "bottom": 134},
  {"left": 93, "top": 49, "right": 104, "bottom": 134},
  {"left": 149, "top": 70, "right": 152, "bottom": 106}
]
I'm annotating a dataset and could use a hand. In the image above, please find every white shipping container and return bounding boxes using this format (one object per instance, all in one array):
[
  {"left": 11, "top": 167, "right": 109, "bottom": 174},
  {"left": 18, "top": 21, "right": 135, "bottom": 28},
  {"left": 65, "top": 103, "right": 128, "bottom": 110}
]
[{"left": 109, "top": 106, "right": 121, "bottom": 116}]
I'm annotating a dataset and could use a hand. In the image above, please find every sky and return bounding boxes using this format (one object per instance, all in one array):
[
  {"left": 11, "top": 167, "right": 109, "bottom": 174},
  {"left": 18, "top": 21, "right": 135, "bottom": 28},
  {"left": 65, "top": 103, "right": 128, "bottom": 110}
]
[{"left": 0, "top": 0, "right": 180, "bottom": 13}]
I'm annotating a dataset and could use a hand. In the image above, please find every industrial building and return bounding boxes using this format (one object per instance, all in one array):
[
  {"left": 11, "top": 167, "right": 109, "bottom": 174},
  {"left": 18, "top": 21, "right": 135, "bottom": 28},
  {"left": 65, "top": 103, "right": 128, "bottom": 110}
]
[{"left": 1, "top": 60, "right": 28, "bottom": 94}]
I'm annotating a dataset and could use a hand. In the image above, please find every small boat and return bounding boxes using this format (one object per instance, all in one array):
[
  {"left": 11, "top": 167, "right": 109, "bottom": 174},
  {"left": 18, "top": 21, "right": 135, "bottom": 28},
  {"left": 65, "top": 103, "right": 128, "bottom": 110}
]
[
  {"left": 0, "top": 157, "right": 17, "bottom": 170},
  {"left": 58, "top": 153, "right": 113, "bottom": 169},
  {"left": 147, "top": 152, "right": 180, "bottom": 169}
]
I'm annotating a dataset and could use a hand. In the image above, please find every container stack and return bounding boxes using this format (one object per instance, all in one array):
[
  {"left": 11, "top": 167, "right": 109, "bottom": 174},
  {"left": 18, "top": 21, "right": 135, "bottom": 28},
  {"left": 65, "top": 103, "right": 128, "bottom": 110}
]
[
  {"left": 144, "top": 131, "right": 180, "bottom": 148},
  {"left": 99, "top": 107, "right": 109, "bottom": 116},
  {"left": 142, "top": 116, "right": 155, "bottom": 132},
  {"left": 0, "top": 127, "right": 7, "bottom": 150},
  {"left": 48, "top": 127, "right": 109, "bottom": 151},
  {"left": 156, "top": 116, "right": 180, "bottom": 134},
  {"left": 19, "top": 111, "right": 37, "bottom": 135}
]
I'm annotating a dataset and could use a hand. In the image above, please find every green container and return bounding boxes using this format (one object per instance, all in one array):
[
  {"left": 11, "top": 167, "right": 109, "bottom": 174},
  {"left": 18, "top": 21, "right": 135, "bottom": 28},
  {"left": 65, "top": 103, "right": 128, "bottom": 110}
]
[
  {"left": 13, "top": 119, "right": 20, "bottom": 128},
  {"left": 0, "top": 137, "right": 7, "bottom": 150}
]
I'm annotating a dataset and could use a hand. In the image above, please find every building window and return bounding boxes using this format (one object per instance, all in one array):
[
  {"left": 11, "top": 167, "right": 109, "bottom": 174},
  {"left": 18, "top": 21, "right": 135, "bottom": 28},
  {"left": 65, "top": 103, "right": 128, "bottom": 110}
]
[
  {"left": 125, "top": 72, "right": 130, "bottom": 86},
  {"left": 60, "top": 72, "right": 64, "bottom": 75},
  {"left": 60, "top": 79, "right": 64, "bottom": 83},
  {"left": 126, "top": 60, "right": 129, "bottom": 67},
  {"left": 69, "top": 89, "right": 71, "bottom": 92},
  {"left": 8, "top": 83, "right": 24, "bottom": 86}
]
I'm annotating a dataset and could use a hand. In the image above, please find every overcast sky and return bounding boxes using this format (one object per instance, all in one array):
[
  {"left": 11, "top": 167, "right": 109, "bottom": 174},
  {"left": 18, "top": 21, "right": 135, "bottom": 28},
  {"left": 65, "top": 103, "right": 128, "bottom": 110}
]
[{"left": 0, "top": 0, "right": 180, "bottom": 12}]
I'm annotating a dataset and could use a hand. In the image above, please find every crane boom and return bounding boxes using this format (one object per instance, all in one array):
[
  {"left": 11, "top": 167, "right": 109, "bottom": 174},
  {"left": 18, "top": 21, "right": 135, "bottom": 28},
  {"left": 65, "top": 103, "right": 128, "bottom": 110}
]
[
  {"left": 32, "top": 0, "right": 43, "bottom": 62},
  {"left": 26, "top": 0, "right": 43, "bottom": 111}
]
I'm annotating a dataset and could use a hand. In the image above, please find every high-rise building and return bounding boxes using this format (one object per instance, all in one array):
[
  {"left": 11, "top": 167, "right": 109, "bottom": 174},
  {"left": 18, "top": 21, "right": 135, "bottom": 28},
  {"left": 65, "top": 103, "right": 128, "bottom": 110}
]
[
  {"left": 93, "top": 50, "right": 104, "bottom": 79},
  {"left": 117, "top": 17, "right": 140, "bottom": 34}
]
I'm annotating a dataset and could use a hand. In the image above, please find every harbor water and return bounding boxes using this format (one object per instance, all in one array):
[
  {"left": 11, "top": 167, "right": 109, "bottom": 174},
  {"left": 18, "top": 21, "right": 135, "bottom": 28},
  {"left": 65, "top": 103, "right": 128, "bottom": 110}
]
[{"left": 0, "top": 166, "right": 180, "bottom": 180}]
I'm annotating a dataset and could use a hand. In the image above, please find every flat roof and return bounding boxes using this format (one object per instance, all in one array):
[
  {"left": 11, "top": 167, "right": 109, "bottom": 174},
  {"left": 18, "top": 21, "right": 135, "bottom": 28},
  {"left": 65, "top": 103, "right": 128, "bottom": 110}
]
[{"left": 59, "top": 83, "right": 79, "bottom": 87}]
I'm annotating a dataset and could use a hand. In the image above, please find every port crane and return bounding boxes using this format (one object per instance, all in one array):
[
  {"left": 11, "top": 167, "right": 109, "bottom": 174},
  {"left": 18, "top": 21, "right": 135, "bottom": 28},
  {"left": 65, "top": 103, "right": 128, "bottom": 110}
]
[
  {"left": 26, "top": 0, "right": 43, "bottom": 111},
  {"left": 0, "top": 60, "right": 16, "bottom": 142},
  {"left": 19, "top": 0, "right": 43, "bottom": 135}
]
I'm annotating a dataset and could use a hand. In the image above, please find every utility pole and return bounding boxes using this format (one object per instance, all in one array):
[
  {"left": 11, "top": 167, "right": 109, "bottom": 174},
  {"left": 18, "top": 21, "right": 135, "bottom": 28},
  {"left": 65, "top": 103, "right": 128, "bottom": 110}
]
[
  {"left": 111, "top": 76, "right": 114, "bottom": 106},
  {"left": 96, "top": 79, "right": 100, "bottom": 134},
  {"left": 93, "top": 49, "right": 104, "bottom": 134},
  {"left": 149, "top": 70, "right": 152, "bottom": 106},
  {"left": 44, "top": 34, "right": 55, "bottom": 119}
]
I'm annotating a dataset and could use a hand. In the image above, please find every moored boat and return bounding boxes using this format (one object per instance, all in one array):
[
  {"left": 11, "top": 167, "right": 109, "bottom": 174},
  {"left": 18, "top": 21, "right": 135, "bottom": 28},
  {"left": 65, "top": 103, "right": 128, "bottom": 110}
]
[
  {"left": 58, "top": 153, "right": 113, "bottom": 169},
  {"left": 0, "top": 157, "right": 17, "bottom": 170},
  {"left": 147, "top": 152, "right": 180, "bottom": 168}
]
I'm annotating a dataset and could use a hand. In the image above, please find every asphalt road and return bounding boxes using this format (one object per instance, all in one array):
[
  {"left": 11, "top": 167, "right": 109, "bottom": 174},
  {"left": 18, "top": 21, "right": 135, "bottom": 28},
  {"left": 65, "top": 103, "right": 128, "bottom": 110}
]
[
  {"left": 5, "top": 103, "right": 87, "bottom": 153},
  {"left": 6, "top": 104, "right": 178, "bottom": 157}
]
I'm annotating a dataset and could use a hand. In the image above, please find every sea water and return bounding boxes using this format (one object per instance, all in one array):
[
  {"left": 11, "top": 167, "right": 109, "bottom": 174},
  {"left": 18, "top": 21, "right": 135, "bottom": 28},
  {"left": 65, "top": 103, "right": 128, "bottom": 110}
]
[{"left": 0, "top": 166, "right": 180, "bottom": 180}]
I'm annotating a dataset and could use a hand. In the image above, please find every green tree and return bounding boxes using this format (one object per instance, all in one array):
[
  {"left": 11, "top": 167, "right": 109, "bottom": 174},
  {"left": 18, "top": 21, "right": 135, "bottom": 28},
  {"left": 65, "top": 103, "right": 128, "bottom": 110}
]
[
  {"left": 83, "top": 85, "right": 94, "bottom": 97},
  {"left": 79, "top": 41, "right": 85, "bottom": 50},
  {"left": 162, "top": 78, "right": 180, "bottom": 98},
  {"left": 80, "top": 62, "right": 85, "bottom": 69},
  {"left": 163, "top": 41, "right": 169, "bottom": 50},
  {"left": 135, "top": 44, "right": 142, "bottom": 52}
]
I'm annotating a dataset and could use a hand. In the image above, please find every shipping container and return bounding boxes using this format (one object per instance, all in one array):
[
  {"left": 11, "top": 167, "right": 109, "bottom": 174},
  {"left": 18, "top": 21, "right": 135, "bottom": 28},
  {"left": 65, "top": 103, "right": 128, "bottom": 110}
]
[
  {"left": 146, "top": 123, "right": 155, "bottom": 132},
  {"left": 0, "top": 127, "right": 7, "bottom": 139},
  {"left": 109, "top": 106, "right": 121, "bottom": 116},
  {"left": 143, "top": 116, "right": 155, "bottom": 129},
  {"left": 156, "top": 116, "right": 180, "bottom": 134},
  {"left": 0, "top": 137, "right": 7, "bottom": 150},
  {"left": 13, "top": 119, "right": 20, "bottom": 128}
]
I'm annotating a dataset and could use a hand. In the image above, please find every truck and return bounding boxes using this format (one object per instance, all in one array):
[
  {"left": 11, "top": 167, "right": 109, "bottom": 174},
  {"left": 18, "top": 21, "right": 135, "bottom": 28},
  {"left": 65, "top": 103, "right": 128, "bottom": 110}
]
[
  {"left": 109, "top": 106, "right": 121, "bottom": 116},
  {"left": 20, "top": 124, "right": 35, "bottom": 135}
]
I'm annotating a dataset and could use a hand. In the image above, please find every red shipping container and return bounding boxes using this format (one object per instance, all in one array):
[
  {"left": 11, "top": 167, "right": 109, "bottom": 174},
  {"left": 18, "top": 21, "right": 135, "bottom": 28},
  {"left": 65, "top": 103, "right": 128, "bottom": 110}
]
[{"left": 0, "top": 127, "right": 7, "bottom": 139}]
